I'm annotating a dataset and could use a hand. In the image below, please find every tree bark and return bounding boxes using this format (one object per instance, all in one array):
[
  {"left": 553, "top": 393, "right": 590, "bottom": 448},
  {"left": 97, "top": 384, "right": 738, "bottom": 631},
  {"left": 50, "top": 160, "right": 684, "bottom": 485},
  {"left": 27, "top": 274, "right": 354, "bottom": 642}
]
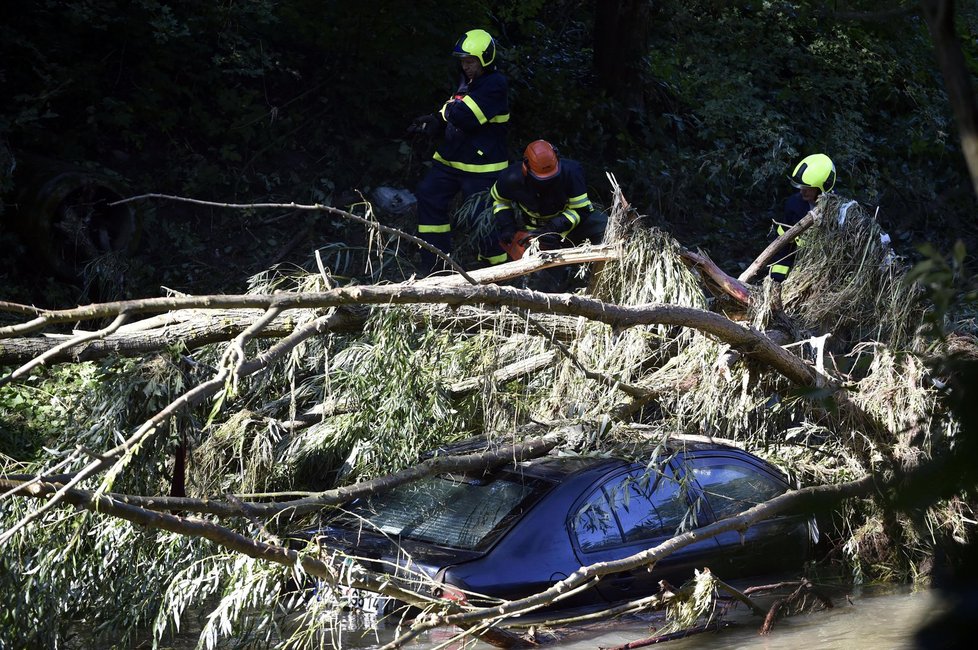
[
  {"left": 680, "top": 248, "right": 751, "bottom": 304},
  {"left": 921, "top": 0, "right": 978, "bottom": 200},
  {"left": 0, "top": 304, "right": 584, "bottom": 366},
  {"left": 738, "top": 211, "right": 816, "bottom": 283}
]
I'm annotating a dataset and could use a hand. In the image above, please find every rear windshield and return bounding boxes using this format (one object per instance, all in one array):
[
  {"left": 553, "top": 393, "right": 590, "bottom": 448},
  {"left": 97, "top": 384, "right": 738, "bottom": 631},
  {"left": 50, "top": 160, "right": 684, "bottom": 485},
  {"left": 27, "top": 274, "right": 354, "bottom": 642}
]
[{"left": 332, "top": 474, "right": 545, "bottom": 551}]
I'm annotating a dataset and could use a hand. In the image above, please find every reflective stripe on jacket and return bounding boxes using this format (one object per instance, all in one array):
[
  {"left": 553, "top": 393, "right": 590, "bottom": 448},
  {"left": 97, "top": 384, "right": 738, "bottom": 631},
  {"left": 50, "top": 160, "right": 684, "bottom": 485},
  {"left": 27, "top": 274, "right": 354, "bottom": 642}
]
[
  {"left": 768, "top": 192, "right": 812, "bottom": 281},
  {"left": 490, "top": 158, "right": 592, "bottom": 236},
  {"left": 433, "top": 70, "right": 509, "bottom": 174}
]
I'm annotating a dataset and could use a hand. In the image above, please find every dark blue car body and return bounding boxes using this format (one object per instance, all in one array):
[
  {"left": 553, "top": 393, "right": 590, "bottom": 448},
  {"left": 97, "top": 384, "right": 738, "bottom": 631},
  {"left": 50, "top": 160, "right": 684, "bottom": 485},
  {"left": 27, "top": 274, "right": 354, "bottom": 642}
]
[{"left": 305, "top": 437, "right": 815, "bottom": 613}]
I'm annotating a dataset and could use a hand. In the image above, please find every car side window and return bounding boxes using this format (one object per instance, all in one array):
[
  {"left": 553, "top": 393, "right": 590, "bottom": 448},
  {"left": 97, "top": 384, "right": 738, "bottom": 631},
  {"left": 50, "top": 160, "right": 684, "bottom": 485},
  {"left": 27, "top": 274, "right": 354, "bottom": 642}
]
[
  {"left": 573, "top": 470, "right": 688, "bottom": 551},
  {"left": 689, "top": 462, "right": 787, "bottom": 520},
  {"left": 572, "top": 484, "right": 622, "bottom": 551},
  {"left": 628, "top": 472, "right": 687, "bottom": 541},
  {"left": 601, "top": 472, "right": 680, "bottom": 543}
]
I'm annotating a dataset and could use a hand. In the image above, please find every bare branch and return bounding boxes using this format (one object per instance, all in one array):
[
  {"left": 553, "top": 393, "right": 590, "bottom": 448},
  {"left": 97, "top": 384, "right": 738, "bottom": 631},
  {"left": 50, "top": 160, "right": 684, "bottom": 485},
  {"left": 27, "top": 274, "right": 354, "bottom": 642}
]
[
  {"left": 0, "top": 301, "right": 43, "bottom": 317},
  {"left": 738, "top": 210, "right": 817, "bottom": 283},
  {"left": 680, "top": 248, "right": 750, "bottom": 304},
  {"left": 112, "top": 193, "right": 479, "bottom": 284},
  {"left": 0, "top": 286, "right": 821, "bottom": 388}
]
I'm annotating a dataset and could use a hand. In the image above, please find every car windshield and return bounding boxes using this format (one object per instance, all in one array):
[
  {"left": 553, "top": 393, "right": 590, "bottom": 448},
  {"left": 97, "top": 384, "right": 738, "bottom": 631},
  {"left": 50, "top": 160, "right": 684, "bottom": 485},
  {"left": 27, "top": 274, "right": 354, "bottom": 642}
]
[{"left": 333, "top": 473, "right": 544, "bottom": 551}]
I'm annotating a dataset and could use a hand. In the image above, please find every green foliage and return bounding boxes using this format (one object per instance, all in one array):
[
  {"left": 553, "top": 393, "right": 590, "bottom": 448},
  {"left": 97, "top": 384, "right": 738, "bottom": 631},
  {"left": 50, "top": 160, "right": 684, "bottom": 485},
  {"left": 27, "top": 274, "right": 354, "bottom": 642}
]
[
  {"left": 0, "top": 364, "right": 100, "bottom": 460},
  {"left": 0, "top": 502, "right": 213, "bottom": 649},
  {"left": 906, "top": 241, "right": 978, "bottom": 339},
  {"left": 327, "top": 308, "right": 481, "bottom": 478}
]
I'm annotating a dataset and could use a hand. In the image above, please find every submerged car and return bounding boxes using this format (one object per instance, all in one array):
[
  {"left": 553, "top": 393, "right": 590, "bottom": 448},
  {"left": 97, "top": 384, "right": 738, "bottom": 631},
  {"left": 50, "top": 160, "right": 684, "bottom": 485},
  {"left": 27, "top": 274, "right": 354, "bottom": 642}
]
[{"left": 302, "top": 436, "right": 816, "bottom": 616}]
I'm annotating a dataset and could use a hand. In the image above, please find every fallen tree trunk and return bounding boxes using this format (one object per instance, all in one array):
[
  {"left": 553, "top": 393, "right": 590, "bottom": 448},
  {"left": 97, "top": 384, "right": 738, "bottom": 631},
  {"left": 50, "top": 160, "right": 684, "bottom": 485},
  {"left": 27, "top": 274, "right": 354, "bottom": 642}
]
[
  {"left": 0, "top": 285, "right": 822, "bottom": 388},
  {"left": 0, "top": 303, "right": 584, "bottom": 366},
  {"left": 679, "top": 248, "right": 751, "bottom": 305},
  {"left": 0, "top": 247, "right": 618, "bottom": 366}
]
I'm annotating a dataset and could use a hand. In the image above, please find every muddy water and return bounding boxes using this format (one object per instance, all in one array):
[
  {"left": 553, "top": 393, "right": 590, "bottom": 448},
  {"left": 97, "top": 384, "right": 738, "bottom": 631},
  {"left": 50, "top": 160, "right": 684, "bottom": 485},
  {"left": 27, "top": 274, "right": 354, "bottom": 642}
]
[
  {"left": 335, "top": 584, "right": 941, "bottom": 650},
  {"left": 554, "top": 585, "right": 939, "bottom": 650},
  {"left": 150, "top": 583, "right": 942, "bottom": 648}
]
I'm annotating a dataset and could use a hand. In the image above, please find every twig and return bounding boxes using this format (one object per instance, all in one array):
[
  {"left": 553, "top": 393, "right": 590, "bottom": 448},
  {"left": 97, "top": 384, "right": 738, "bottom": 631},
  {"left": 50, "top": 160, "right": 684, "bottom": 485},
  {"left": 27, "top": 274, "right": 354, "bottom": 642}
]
[
  {"left": 219, "top": 304, "right": 284, "bottom": 381},
  {"left": 758, "top": 579, "right": 834, "bottom": 635},
  {"left": 506, "top": 593, "right": 666, "bottom": 629},
  {"left": 111, "top": 193, "right": 479, "bottom": 285},
  {"left": 0, "top": 451, "right": 83, "bottom": 501},
  {"left": 0, "top": 301, "right": 43, "bottom": 316},
  {"left": 712, "top": 577, "right": 767, "bottom": 616},
  {"left": 679, "top": 248, "right": 751, "bottom": 304}
]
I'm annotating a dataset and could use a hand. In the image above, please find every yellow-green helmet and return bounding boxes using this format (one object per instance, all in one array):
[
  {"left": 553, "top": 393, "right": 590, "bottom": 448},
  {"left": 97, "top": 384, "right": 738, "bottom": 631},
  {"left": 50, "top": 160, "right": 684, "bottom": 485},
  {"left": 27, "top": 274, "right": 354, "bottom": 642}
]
[
  {"left": 453, "top": 29, "right": 496, "bottom": 67},
  {"left": 789, "top": 153, "right": 836, "bottom": 192}
]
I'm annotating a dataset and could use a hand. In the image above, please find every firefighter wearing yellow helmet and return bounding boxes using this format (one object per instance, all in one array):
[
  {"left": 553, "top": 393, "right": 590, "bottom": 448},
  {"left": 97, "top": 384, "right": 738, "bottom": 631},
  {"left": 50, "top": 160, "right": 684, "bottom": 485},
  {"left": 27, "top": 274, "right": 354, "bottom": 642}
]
[
  {"left": 769, "top": 153, "right": 836, "bottom": 281},
  {"left": 789, "top": 153, "right": 836, "bottom": 193},
  {"left": 410, "top": 28, "right": 510, "bottom": 275},
  {"left": 453, "top": 28, "right": 496, "bottom": 67}
]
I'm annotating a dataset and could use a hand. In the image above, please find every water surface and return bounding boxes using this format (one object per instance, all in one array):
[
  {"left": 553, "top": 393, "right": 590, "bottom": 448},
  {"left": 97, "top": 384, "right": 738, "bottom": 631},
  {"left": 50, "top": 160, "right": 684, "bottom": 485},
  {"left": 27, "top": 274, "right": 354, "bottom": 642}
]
[{"left": 337, "top": 584, "right": 940, "bottom": 650}]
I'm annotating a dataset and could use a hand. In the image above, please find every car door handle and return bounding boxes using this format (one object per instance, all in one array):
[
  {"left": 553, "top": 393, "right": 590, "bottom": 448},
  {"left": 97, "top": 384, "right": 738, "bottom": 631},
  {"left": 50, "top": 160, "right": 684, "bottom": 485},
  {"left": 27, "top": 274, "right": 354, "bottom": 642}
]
[{"left": 609, "top": 572, "right": 640, "bottom": 589}]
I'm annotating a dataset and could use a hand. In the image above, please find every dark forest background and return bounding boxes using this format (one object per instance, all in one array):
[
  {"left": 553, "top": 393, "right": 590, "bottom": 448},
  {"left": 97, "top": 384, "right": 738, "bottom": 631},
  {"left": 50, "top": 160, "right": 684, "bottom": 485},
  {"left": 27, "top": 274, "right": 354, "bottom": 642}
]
[{"left": 1, "top": 0, "right": 976, "bottom": 304}]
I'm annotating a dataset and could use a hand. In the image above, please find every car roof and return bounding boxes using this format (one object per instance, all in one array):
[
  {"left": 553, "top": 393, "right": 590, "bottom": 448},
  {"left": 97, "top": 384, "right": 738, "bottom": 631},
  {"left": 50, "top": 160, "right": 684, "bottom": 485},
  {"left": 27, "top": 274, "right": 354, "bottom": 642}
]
[{"left": 494, "top": 435, "right": 756, "bottom": 482}]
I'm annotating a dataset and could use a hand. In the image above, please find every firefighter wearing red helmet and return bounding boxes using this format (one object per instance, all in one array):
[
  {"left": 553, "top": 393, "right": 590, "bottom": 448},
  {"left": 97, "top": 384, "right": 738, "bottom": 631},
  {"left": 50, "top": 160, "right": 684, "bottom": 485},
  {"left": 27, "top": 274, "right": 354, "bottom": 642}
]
[{"left": 490, "top": 140, "right": 607, "bottom": 290}]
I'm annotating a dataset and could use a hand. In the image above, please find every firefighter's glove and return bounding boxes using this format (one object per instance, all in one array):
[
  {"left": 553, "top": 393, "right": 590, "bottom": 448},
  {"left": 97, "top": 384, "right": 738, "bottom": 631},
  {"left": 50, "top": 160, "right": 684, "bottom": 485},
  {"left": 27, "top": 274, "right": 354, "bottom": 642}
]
[{"left": 408, "top": 114, "right": 441, "bottom": 136}]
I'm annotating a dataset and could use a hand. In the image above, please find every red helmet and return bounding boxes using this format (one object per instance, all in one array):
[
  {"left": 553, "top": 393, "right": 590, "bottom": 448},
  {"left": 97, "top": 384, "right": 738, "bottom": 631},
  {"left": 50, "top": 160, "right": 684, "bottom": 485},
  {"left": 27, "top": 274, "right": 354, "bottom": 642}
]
[{"left": 522, "top": 140, "right": 560, "bottom": 180}]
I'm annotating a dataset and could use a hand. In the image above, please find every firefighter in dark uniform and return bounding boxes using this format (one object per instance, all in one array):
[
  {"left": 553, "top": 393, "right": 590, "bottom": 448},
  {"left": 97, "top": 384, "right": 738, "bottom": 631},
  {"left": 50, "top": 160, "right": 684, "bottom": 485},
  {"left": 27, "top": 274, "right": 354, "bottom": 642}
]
[
  {"left": 411, "top": 29, "right": 510, "bottom": 275},
  {"left": 491, "top": 140, "right": 607, "bottom": 291},
  {"left": 769, "top": 153, "right": 836, "bottom": 281}
]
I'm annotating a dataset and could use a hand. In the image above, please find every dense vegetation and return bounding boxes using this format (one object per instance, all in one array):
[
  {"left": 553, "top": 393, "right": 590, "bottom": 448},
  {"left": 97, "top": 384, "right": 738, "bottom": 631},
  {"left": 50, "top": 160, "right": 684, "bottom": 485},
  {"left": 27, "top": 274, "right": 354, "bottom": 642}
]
[{"left": 2, "top": 1, "right": 978, "bottom": 648}]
